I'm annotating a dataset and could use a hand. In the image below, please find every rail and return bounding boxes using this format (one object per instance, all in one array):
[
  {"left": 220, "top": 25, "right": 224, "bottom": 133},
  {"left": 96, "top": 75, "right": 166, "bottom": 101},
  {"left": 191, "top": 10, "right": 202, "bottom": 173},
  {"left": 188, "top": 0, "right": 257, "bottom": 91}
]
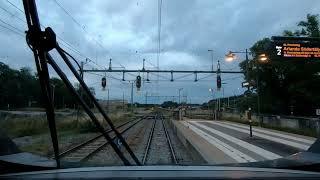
[
  {"left": 142, "top": 118, "right": 156, "bottom": 165},
  {"left": 161, "top": 115, "right": 178, "bottom": 164}
]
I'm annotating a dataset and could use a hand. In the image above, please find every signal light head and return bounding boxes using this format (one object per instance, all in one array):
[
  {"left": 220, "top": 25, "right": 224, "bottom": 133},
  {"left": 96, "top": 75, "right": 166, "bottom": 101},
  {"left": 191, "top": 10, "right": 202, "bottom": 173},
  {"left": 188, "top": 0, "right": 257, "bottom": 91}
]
[
  {"left": 101, "top": 77, "right": 106, "bottom": 89},
  {"left": 136, "top": 75, "right": 141, "bottom": 89}
]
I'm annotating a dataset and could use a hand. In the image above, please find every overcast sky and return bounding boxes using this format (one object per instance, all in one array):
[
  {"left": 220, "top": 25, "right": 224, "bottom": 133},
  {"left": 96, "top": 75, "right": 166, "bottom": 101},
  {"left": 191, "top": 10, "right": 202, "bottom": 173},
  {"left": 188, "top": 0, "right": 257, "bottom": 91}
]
[{"left": 0, "top": 0, "right": 319, "bottom": 104}]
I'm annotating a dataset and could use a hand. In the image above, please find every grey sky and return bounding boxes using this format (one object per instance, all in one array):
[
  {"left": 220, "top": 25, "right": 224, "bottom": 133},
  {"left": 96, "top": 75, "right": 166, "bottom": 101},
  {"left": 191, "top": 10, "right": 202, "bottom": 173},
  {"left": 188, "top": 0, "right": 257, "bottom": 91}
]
[{"left": 0, "top": 0, "right": 319, "bottom": 104}]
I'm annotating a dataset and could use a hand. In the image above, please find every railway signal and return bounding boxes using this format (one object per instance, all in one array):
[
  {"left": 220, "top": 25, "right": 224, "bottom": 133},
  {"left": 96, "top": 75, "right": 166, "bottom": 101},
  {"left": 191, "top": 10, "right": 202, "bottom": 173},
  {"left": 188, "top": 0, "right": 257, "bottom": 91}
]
[
  {"left": 216, "top": 60, "right": 221, "bottom": 90},
  {"left": 101, "top": 77, "right": 107, "bottom": 89},
  {"left": 136, "top": 75, "right": 141, "bottom": 90},
  {"left": 217, "top": 75, "right": 221, "bottom": 89}
]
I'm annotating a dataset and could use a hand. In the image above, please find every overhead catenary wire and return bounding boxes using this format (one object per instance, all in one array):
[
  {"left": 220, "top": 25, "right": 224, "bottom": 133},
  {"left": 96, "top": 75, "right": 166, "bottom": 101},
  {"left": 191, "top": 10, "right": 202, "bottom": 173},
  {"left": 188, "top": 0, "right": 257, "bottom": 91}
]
[
  {"left": 149, "top": 72, "right": 171, "bottom": 81},
  {"left": 157, "top": 0, "right": 162, "bottom": 71},
  {"left": 145, "top": 59, "right": 157, "bottom": 69},
  {"left": 0, "top": 23, "right": 24, "bottom": 37},
  {"left": 86, "top": 58, "right": 106, "bottom": 70},
  {"left": 52, "top": 0, "right": 108, "bottom": 53},
  {"left": 4, "top": 0, "right": 93, "bottom": 61},
  {"left": 108, "top": 74, "right": 123, "bottom": 81},
  {"left": 6, "top": 0, "right": 243, "bottom": 88},
  {"left": 86, "top": 72, "right": 124, "bottom": 81},
  {"left": 52, "top": 0, "right": 83, "bottom": 30},
  {"left": 155, "top": 0, "right": 163, "bottom": 103},
  {"left": 6, "top": 0, "right": 24, "bottom": 14},
  {"left": 59, "top": 43, "right": 106, "bottom": 71},
  {"left": 0, "top": 5, "right": 26, "bottom": 24},
  {"left": 195, "top": 74, "right": 215, "bottom": 81},
  {"left": 0, "top": 18, "right": 24, "bottom": 34},
  {"left": 173, "top": 73, "right": 194, "bottom": 80},
  {"left": 5, "top": 6, "right": 73, "bottom": 55},
  {"left": 109, "top": 59, "right": 126, "bottom": 70},
  {"left": 4, "top": 0, "right": 245, "bottom": 75},
  {"left": 5, "top": 1, "right": 239, "bottom": 78},
  {"left": 86, "top": 72, "right": 104, "bottom": 77}
]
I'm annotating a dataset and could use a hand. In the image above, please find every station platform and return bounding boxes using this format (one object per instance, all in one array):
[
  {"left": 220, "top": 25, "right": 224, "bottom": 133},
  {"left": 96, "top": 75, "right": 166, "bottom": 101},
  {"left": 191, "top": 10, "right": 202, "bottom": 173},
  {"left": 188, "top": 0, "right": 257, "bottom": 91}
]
[{"left": 172, "top": 119, "right": 316, "bottom": 164}]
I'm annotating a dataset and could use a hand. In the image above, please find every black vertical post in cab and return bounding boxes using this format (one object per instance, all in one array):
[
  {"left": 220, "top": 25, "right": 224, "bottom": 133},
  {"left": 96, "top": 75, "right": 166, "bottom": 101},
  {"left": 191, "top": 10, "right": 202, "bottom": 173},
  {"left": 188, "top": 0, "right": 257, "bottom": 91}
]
[{"left": 22, "top": 0, "right": 60, "bottom": 168}]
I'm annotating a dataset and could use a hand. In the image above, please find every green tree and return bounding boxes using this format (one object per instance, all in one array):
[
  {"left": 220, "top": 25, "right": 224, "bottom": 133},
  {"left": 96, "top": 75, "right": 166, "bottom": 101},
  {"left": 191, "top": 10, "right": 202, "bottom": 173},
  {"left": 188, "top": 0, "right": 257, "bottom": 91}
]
[
  {"left": 298, "top": 14, "right": 320, "bottom": 37},
  {"left": 0, "top": 62, "right": 88, "bottom": 109},
  {"left": 50, "top": 78, "right": 75, "bottom": 109},
  {"left": 282, "top": 14, "right": 320, "bottom": 37},
  {"left": 161, "top": 101, "right": 178, "bottom": 108},
  {"left": 239, "top": 14, "right": 320, "bottom": 115},
  {"left": 0, "top": 63, "right": 40, "bottom": 108}
]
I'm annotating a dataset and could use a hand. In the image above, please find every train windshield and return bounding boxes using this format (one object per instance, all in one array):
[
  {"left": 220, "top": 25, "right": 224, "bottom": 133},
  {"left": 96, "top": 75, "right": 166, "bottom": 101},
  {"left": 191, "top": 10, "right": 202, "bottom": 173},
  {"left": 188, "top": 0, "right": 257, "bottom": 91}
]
[{"left": 1, "top": 0, "right": 320, "bottom": 171}]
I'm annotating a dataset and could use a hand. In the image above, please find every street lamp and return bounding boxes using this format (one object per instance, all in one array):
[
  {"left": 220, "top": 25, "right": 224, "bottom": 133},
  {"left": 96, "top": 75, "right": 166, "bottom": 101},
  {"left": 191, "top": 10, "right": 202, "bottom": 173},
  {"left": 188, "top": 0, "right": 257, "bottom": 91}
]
[
  {"left": 225, "top": 49, "right": 251, "bottom": 89},
  {"left": 225, "top": 52, "right": 235, "bottom": 62},
  {"left": 225, "top": 50, "right": 268, "bottom": 62},
  {"left": 258, "top": 54, "right": 268, "bottom": 62},
  {"left": 224, "top": 49, "right": 268, "bottom": 137}
]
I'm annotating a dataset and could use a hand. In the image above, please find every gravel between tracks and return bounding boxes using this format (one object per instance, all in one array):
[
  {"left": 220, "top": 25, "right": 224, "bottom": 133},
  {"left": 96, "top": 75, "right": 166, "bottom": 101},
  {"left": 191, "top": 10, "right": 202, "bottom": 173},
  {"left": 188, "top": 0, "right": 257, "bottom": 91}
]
[
  {"left": 86, "top": 118, "right": 150, "bottom": 165},
  {"left": 79, "top": 117, "right": 203, "bottom": 166}
]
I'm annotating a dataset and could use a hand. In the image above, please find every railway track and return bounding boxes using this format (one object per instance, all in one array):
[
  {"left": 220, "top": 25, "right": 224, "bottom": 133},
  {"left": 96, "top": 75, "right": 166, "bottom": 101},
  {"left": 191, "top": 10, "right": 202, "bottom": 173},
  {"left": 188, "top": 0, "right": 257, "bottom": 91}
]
[
  {"left": 58, "top": 117, "right": 145, "bottom": 162},
  {"left": 142, "top": 113, "right": 178, "bottom": 165},
  {"left": 54, "top": 113, "right": 186, "bottom": 165}
]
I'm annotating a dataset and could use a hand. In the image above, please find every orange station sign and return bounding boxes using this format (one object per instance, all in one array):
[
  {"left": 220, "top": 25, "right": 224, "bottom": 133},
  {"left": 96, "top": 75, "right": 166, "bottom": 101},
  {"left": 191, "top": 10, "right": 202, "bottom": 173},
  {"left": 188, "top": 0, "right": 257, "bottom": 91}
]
[{"left": 272, "top": 36, "right": 320, "bottom": 59}]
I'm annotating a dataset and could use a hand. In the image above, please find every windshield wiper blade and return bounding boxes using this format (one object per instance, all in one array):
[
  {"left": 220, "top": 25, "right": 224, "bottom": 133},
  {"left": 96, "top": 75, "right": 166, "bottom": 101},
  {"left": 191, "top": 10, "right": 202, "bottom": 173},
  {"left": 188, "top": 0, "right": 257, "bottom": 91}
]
[{"left": 21, "top": 0, "right": 140, "bottom": 168}]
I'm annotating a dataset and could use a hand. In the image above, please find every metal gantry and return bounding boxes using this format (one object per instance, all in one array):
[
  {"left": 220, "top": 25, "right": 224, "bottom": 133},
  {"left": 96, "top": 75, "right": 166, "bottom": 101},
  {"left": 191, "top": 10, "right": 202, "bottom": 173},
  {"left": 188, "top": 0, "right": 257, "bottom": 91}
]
[
  {"left": 82, "top": 69, "right": 243, "bottom": 74},
  {"left": 80, "top": 58, "right": 243, "bottom": 83}
]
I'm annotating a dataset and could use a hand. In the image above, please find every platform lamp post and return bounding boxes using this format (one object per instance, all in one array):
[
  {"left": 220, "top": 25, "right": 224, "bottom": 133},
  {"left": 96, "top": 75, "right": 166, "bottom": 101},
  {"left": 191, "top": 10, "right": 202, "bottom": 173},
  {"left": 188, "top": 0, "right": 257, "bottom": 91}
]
[{"left": 225, "top": 49, "right": 268, "bottom": 137}]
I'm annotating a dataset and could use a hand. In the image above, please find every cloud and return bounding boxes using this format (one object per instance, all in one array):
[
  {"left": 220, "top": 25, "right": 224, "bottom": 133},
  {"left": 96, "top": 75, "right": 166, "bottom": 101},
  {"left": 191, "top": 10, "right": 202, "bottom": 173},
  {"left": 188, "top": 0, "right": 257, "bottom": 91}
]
[{"left": 0, "top": 0, "right": 319, "bottom": 104}]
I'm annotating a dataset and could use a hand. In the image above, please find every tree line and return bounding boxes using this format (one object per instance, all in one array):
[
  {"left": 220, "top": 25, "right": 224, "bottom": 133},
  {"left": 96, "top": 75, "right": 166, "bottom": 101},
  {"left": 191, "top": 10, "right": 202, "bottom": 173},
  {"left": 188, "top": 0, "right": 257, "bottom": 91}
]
[{"left": 0, "top": 62, "right": 94, "bottom": 109}]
